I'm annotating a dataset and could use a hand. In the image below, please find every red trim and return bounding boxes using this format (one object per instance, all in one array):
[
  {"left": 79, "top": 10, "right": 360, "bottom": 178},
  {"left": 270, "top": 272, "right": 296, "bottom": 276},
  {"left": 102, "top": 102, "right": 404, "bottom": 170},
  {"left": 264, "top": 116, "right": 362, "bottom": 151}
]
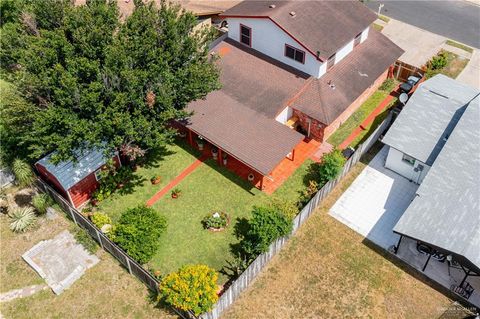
[
  {"left": 222, "top": 15, "right": 324, "bottom": 61},
  {"left": 239, "top": 23, "right": 252, "bottom": 47},
  {"left": 284, "top": 43, "right": 305, "bottom": 64}
]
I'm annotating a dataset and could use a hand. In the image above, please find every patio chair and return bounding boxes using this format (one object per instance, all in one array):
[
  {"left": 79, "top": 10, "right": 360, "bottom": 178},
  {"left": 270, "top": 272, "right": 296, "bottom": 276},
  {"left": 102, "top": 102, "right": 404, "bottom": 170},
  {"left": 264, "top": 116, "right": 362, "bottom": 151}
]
[{"left": 451, "top": 281, "right": 475, "bottom": 299}]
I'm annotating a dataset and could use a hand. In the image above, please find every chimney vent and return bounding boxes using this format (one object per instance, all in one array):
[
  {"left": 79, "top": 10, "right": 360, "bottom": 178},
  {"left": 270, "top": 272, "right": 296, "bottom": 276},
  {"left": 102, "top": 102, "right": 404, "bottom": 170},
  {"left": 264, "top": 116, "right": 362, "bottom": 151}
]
[
  {"left": 269, "top": 4, "right": 276, "bottom": 8},
  {"left": 289, "top": 11, "right": 296, "bottom": 17}
]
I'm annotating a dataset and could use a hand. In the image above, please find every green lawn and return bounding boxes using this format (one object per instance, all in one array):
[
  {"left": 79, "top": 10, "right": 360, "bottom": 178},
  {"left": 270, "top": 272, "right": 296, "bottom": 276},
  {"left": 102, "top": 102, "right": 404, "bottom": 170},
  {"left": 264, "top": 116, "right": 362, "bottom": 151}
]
[
  {"left": 99, "top": 142, "right": 313, "bottom": 283},
  {"left": 98, "top": 140, "right": 200, "bottom": 221},
  {"left": 327, "top": 89, "right": 391, "bottom": 147}
]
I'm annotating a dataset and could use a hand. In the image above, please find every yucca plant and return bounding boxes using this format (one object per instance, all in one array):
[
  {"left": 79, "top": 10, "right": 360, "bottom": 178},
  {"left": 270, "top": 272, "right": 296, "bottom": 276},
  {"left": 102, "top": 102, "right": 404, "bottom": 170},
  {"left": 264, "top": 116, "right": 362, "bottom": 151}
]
[
  {"left": 12, "top": 159, "right": 35, "bottom": 187},
  {"left": 8, "top": 206, "right": 36, "bottom": 232},
  {"left": 32, "top": 193, "right": 51, "bottom": 215}
]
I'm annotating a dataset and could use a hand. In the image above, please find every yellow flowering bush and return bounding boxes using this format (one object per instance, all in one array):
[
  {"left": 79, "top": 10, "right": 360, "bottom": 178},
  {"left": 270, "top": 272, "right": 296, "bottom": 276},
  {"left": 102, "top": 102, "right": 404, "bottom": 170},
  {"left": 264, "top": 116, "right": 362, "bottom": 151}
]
[{"left": 159, "top": 264, "right": 218, "bottom": 316}]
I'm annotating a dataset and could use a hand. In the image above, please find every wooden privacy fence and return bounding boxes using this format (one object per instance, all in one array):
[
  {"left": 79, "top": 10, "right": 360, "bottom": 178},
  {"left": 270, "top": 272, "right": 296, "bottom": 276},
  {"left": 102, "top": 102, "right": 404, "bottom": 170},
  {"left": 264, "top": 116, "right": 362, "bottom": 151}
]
[
  {"left": 35, "top": 178, "right": 160, "bottom": 292},
  {"left": 200, "top": 112, "right": 393, "bottom": 319},
  {"left": 37, "top": 112, "right": 393, "bottom": 319},
  {"left": 393, "top": 60, "right": 425, "bottom": 82}
]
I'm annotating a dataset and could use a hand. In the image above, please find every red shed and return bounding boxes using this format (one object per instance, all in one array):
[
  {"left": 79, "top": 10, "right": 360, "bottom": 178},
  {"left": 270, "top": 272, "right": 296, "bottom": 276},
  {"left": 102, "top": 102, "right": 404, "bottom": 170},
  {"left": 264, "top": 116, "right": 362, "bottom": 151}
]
[{"left": 35, "top": 147, "right": 121, "bottom": 208}]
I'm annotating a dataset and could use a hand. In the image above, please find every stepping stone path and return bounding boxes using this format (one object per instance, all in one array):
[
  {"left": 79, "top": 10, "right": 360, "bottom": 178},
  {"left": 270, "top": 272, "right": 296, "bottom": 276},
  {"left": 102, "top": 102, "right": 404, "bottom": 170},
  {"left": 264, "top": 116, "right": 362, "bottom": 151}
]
[{"left": 0, "top": 284, "right": 49, "bottom": 303}]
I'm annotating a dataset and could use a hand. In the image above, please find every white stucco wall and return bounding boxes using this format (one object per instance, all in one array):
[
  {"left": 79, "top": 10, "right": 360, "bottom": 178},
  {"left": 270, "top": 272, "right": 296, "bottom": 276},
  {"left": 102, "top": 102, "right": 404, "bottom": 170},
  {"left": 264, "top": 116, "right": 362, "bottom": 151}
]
[
  {"left": 335, "top": 39, "right": 354, "bottom": 64},
  {"left": 360, "top": 26, "right": 369, "bottom": 43},
  {"left": 385, "top": 147, "right": 430, "bottom": 184},
  {"left": 275, "top": 106, "right": 293, "bottom": 124},
  {"left": 227, "top": 18, "right": 324, "bottom": 78}
]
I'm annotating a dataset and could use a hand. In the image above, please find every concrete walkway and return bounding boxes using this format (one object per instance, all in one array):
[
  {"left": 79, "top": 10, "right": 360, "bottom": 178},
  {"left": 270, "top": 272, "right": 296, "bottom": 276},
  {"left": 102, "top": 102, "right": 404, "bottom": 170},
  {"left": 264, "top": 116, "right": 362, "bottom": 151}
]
[
  {"left": 457, "top": 50, "right": 480, "bottom": 88},
  {"left": 0, "top": 285, "right": 48, "bottom": 303}
]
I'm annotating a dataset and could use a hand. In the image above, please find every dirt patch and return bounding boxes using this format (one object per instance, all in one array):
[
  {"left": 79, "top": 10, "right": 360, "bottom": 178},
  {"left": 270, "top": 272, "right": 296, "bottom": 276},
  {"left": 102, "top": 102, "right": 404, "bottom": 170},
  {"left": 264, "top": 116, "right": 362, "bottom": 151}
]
[{"left": 222, "top": 153, "right": 451, "bottom": 319}]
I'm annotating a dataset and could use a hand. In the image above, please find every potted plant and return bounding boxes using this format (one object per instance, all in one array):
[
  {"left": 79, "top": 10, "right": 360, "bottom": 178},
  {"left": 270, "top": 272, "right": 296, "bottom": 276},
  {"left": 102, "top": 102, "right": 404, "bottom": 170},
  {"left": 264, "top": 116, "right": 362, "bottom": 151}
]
[
  {"left": 171, "top": 188, "right": 181, "bottom": 199},
  {"left": 211, "top": 147, "right": 218, "bottom": 160},
  {"left": 222, "top": 153, "right": 228, "bottom": 165},
  {"left": 151, "top": 175, "right": 161, "bottom": 185},
  {"left": 202, "top": 212, "right": 229, "bottom": 231},
  {"left": 178, "top": 131, "right": 187, "bottom": 138},
  {"left": 247, "top": 173, "right": 255, "bottom": 182},
  {"left": 196, "top": 136, "right": 204, "bottom": 151}
]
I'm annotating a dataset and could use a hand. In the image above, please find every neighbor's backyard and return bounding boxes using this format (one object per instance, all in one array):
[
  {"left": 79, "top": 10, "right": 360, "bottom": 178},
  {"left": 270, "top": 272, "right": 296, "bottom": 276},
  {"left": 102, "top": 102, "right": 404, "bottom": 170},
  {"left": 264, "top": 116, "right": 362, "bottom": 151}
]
[{"left": 97, "top": 140, "right": 313, "bottom": 283}]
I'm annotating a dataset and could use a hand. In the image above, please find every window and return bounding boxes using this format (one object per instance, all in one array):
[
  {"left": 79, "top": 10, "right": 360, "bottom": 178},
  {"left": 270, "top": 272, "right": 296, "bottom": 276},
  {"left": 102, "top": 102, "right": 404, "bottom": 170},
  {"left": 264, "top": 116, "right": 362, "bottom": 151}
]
[
  {"left": 240, "top": 24, "right": 251, "bottom": 47},
  {"left": 354, "top": 32, "right": 362, "bottom": 47},
  {"left": 284, "top": 44, "right": 305, "bottom": 64},
  {"left": 94, "top": 169, "right": 103, "bottom": 181},
  {"left": 327, "top": 53, "right": 336, "bottom": 71},
  {"left": 402, "top": 154, "right": 415, "bottom": 166}
]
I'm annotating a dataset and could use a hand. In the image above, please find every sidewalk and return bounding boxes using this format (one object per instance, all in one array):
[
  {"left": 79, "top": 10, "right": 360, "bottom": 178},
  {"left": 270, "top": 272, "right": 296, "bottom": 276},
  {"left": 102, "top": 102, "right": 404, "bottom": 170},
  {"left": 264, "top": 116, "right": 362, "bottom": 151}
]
[{"left": 379, "top": 17, "right": 479, "bottom": 89}]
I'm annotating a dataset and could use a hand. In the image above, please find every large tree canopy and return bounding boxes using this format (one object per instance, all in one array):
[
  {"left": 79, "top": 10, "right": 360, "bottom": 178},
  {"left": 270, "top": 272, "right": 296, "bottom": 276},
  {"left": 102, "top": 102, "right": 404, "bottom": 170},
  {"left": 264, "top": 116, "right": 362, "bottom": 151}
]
[{"left": 0, "top": 0, "right": 220, "bottom": 164}]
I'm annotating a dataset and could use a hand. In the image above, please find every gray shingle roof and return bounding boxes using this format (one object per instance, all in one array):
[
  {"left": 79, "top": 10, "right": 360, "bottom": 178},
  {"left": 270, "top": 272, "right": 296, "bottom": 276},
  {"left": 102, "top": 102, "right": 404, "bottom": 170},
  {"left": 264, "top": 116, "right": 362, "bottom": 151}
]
[
  {"left": 36, "top": 147, "right": 111, "bottom": 190},
  {"left": 221, "top": 0, "right": 377, "bottom": 60},
  {"left": 393, "top": 91, "right": 480, "bottom": 270},
  {"left": 382, "top": 75, "right": 480, "bottom": 165}
]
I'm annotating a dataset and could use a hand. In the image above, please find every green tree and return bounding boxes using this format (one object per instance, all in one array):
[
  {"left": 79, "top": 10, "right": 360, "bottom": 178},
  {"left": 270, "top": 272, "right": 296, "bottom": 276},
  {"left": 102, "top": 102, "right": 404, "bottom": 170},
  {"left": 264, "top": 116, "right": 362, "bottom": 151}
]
[
  {"left": 1, "top": 0, "right": 220, "bottom": 164},
  {"left": 159, "top": 264, "right": 218, "bottom": 317},
  {"left": 240, "top": 206, "right": 293, "bottom": 257},
  {"left": 318, "top": 150, "right": 346, "bottom": 185}
]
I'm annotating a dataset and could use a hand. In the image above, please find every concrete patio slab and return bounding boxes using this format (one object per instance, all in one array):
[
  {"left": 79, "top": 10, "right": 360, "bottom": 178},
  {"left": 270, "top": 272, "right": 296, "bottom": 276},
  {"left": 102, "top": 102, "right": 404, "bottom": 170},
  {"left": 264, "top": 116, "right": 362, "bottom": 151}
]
[
  {"left": 22, "top": 230, "right": 99, "bottom": 295},
  {"left": 329, "top": 146, "right": 418, "bottom": 249}
]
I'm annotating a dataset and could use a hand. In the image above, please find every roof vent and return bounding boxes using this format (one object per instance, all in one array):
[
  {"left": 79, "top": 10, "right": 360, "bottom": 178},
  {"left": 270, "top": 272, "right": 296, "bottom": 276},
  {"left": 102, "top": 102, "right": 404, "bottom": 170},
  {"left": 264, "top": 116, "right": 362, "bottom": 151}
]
[
  {"left": 289, "top": 11, "right": 296, "bottom": 17},
  {"left": 269, "top": 4, "right": 276, "bottom": 8},
  {"left": 327, "top": 80, "right": 336, "bottom": 90}
]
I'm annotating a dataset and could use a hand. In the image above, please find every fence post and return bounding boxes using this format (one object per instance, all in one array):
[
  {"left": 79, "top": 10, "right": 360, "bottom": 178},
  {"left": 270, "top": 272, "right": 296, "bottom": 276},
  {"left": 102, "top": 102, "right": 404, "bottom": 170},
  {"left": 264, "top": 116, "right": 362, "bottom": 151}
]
[
  {"left": 68, "top": 206, "right": 78, "bottom": 225},
  {"left": 96, "top": 230, "right": 103, "bottom": 249},
  {"left": 125, "top": 255, "right": 133, "bottom": 274}
]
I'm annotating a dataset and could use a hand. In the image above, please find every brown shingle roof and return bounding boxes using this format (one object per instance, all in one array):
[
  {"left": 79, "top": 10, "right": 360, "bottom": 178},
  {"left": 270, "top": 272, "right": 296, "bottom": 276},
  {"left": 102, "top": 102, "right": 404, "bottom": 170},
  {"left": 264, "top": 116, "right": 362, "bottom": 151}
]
[
  {"left": 293, "top": 31, "right": 404, "bottom": 124},
  {"left": 215, "top": 38, "right": 309, "bottom": 117},
  {"left": 185, "top": 90, "right": 304, "bottom": 176},
  {"left": 221, "top": 0, "right": 377, "bottom": 60}
]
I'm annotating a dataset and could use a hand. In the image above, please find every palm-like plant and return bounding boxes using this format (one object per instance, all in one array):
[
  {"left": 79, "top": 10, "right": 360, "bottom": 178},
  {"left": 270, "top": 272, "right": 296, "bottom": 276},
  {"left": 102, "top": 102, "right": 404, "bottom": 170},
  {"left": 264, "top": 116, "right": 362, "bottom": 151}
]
[
  {"left": 12, "top": 159, "right": 35, "bottom": 187},
  {"left": 9, "top": 206, "right": 36, "bottom": 232},
  {"left": 32, "top": 193, "right": 51, "bottom": 215}
]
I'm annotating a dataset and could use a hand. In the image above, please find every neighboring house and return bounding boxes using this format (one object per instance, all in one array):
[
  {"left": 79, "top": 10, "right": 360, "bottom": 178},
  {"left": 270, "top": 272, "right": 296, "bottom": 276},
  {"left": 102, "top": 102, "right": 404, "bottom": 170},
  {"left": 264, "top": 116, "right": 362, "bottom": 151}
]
[
  {"left": 382, "top": 75, "right": 479, "bottom": 184},
  {"left": 178, "top": 0, "right": 403, "bottom": 190},
  {"left": 35, "top": 148, "right": 121, "bottom": 208},
  {"left": 383, "top": 75, "right": 480, "bottom": 291}
]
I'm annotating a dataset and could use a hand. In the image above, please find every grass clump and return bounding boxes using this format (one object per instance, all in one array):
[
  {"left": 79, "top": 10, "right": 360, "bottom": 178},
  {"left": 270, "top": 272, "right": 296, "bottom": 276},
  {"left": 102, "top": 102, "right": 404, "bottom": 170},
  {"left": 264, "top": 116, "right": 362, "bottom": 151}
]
[
  {"left": 32, "top": 193, "right": 52, "bottom": 215},
  {"left": 446, "top": 40, "right": 473, "bottom": 53}
]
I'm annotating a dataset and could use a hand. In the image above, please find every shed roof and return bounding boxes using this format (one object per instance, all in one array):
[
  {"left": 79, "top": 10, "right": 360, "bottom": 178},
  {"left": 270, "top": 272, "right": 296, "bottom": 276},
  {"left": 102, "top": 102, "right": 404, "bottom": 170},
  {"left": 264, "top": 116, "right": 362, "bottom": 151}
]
[
  {"left": 221, "top": 0, "right": 376, "bottom": 60},
  {"left": 185, "top": 90, "right": 304, "bottom": 176},
  {"left": 382, "top": 75, "right": 480, "bottom": 165},
  {"left": 393, "top": 95, "right": 480, "bottom": 270},
  {"left": 294, "top": 30, "right": 403, "bottom": 125},
  {"left": 36, "top": 147, "right": 112, "bottom": 191}
]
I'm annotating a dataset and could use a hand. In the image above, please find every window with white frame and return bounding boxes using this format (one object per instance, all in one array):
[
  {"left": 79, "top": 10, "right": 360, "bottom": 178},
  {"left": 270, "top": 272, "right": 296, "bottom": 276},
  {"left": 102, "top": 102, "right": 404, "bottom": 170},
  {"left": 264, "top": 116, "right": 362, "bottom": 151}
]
[
  {"left": 402, "top": 154, "right": 415, "bottom": 166},
  {"left": 94, "top": 169, "right": 103, "bottom": 181}
]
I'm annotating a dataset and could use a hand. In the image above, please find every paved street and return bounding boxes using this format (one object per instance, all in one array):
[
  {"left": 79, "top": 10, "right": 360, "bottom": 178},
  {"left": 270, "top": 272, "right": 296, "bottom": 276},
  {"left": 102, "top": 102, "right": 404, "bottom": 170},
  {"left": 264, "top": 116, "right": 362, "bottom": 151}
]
[{"left": 366, "top": 1, "right": 480, "bottom": 48}]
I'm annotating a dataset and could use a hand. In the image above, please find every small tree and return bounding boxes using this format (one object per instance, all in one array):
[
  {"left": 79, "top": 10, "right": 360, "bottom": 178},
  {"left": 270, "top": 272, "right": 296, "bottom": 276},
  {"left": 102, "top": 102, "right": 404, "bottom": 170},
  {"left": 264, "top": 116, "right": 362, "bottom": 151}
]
[
  {"left": 112, "top": 205, "right": 167, "bottom": 264},
  {"left": 240, "top": 206, "right": 293, "bottom": 257},
  {"left": 318, "top": 150, "right": 346, "bottom": 185},
  {"left": 159, "top": 264, "right": 218, "bottom": 318}
]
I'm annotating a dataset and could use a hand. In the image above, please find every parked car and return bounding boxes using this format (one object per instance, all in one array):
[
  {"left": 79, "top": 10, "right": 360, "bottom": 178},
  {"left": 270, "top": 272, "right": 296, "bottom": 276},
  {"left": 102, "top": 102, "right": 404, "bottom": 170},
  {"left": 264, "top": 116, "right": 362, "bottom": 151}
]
[{"left": 400, "top": 75, "right": 421, "bottom": 94}]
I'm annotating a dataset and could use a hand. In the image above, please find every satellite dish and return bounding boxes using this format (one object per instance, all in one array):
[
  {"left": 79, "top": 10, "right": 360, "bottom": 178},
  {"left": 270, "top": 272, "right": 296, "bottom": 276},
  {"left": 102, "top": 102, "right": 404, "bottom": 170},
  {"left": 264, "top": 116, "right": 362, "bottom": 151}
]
[{"left": 399, "top": 93, "right": 409, "bottom": 105}]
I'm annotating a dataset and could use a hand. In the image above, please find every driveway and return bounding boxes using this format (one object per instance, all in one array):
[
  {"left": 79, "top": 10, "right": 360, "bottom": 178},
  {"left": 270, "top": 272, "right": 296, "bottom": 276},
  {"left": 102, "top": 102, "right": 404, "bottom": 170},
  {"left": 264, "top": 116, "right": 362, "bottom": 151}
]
[{"left": 329, "top": 146, "right": 418, "bottom": 249}]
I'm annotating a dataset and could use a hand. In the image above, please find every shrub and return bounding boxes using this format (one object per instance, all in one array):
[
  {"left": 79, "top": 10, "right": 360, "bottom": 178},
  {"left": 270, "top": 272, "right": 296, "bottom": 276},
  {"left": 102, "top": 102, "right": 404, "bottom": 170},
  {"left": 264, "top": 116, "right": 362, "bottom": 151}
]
[
  {"left": 318, "top": 150, "right": 346, "bottom": 185},
  {"left": 159, "top": 264, "right": 218, "bottom": 316},
  {"left": 379, "top": 78, "right": 395, "bottom": 92},
  {"left": 91, "top": 212, "right": 112, "bottom": 229},
  {"left": 428, "top": 51, "right": 448, "bottom": 70},
  {"left": 12, "top": 159, "right": 34, "bottom": 187},
  {"left": 92, "top": 164, "right": 133, "bottom": 202},
  {"left": 72, "top": 227, "right": 99, "bottom": 254},
  {"left": 8, "top": 206, "right": 36, "bottom": 232},
  {"left": 268, "top": 197, "right": 298, "bottom": 220},
  {"left": 31, "top": 193, "right": 52, "bottom": 215},
  {"left": 112, "top": 205, "right": 167, "bottom": 264},
  {"left": 202, "top": 212, "right": 228, "bottom": 229},
  {"left": 297, "top": 180, "right": 319, "bottom": 208},
  {"left": 240, "top": 206, "right": 293, "bottom": 257}
]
